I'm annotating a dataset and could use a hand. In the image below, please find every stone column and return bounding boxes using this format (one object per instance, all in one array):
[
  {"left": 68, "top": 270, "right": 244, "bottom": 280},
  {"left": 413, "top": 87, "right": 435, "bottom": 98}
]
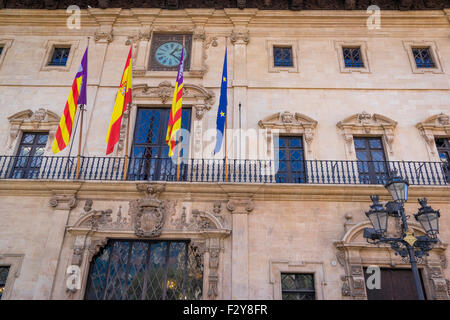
[
  {"left": 227, "top": 199, "right": 254, "bottom": 299},
  {"left": 32, "top": 194, "right": 77, "bottom": 300},
  {"left": 230, "top": 30, "right": 249, "bottom": 159}
]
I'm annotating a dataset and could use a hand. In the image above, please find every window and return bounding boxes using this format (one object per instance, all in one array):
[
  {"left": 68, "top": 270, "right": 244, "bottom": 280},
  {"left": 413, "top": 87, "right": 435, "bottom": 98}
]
[
  {"left": 48, "top": 47, "right": 70, "bottom": 66},
  {"left": 335, "top": 41, "right": 370, "bottom": 73},
  {"left": 273, "top": 46, "right": 293, "bottom": 67},
  {"left": 11, "top": 132, "right": 48, "bottom": 179},
  {"left": 354, "top": 137, "right": 388, "bottom": 184},
  {"left": 412, "top": 48, "right": 435, "bottom": 69},
  {"left": 0, "top": 46, "right": 3, "bottom": 56},
  {"left": 84, "top": 240, "right": 203, "bottom": 300},
  {"left": 436, "top": 138, "right": 450, "bottom": 163},
  {"left": 281, "top": 273, "right": 315, "bottom": 300},
  {"left": 0, "top": 266, "right": 10, "bottom": 299},
  {"left": 128, "top": 108, "right": 191, "bottom": 181},
  {"left": 342, "top": 47, "right": 364, "bottom": 68},
  {"left": 275, "top": 136, "right": 306, "bottom": 183},
  {"left": 149, "top": 34, "right": 192, "bottom": 71},
  {"left": 403, "top": 41, "right": 443, "bottom": 74}
]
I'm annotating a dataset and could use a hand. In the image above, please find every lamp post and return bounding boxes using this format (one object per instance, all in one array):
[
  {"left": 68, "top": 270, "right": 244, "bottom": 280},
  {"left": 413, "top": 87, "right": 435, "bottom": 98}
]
[{"left": 363, "top": 171, "right": 440, "bottom": 300}]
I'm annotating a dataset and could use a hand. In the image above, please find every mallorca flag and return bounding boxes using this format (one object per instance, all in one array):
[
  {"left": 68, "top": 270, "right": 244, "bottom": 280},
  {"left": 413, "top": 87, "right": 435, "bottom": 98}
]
[
  {"left": 106, "top": 46, "right": 132, "bottom": 155},
  {"left": 51, "top": 47, "right": 88, "bottom": 154},
  {"left": 166, "top": 45, "right": 184, "bottom": 157}
]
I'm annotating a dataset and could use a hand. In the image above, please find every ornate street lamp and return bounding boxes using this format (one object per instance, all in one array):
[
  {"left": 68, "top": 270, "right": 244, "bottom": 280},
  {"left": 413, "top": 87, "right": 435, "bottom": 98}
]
[
  {"left": 363, "top": 171, "right": 441, "bottom": 300},
  {"left": 415, "top": 198, "right": 440, "bottom": 238},
  {"left": 384, "top": 173, "right": 409, "bottom": 203}
]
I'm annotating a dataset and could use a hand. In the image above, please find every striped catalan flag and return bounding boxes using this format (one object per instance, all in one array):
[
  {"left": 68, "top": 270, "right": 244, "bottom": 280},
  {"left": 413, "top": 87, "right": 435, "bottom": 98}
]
[
  {"left": 106, "top": 46, "right": 132, "bottom": 155},
  {"left": 166, "top": 45, "right": 184, "bottom": 157},
  {"left": 52, "top": 47, "right": 88, "bottom": 154}
]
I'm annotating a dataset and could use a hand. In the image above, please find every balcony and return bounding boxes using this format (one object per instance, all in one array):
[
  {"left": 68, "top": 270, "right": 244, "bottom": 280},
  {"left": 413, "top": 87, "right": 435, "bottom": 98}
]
[{"left": 1, "top": 155, "right": 449, "bottom": 186}]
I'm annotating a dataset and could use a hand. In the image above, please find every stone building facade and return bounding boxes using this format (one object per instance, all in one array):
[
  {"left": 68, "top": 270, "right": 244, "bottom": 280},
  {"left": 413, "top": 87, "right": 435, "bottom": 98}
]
[{"left": 0, "top": 2, "right": 450, "bottom": 300}]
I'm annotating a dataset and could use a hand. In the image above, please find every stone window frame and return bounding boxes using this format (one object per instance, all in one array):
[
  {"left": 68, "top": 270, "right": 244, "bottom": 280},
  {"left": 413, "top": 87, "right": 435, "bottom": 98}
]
[
  {"left": 40, "top": 40, "right": 79, "bottom": 72},
  {"left": 269, "top": 260, "right": 326, "bottom": 300},
  {"left": 337, "top": 111, "right": 397, "bottom": 160},
  {"left": 0, "top": 254, "right": 25, "bottom": 300},
  {"left": 266, "top": 40, "right": 299, "bottom": 73},
  {"left": 258, "top": 111, "right": 318, "bottom": 160},
  {"left": 403, "top": 40, "right": 444, "bottom": 74},
  {"left": 416, "top": 113, "right": 450, "bottom": 161},
  {"left": 6, "top": 109, "right": 60, "bottom": 156},
  {"left": 0, "top": 39, "right": 13, "bottom": 69},
  {"left": 334, "top": 41, "right": 371, "bottom": 74}
]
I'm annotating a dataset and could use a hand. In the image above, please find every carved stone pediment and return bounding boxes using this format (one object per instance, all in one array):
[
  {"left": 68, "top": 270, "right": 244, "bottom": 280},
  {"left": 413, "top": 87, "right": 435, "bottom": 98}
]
[
  {"left": 337, "top": 112, "right": 398, "bottom": 157},
  {"left": 416, "top": 113, "right": 450, "bottom": 157},
  {"left": 258, "top": 111, "right": 317, "bottom": 131},
  {"left": 7, "top": 108, "right": 60, "bottom": 151},
  {"left": 133, "top": 82, "right": 215, "bottom": 108}
]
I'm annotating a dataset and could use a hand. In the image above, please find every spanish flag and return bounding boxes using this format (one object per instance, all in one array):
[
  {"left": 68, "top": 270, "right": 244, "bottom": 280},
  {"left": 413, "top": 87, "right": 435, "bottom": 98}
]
[
  {"left": 106, "top": 46, "right": 132, "bottom": 155},
  {"left": 52, "top": 47, "right": 88, "bottom": 154},
  {"left": 166, "top": 45, "right": 184, "bottom": 157}
]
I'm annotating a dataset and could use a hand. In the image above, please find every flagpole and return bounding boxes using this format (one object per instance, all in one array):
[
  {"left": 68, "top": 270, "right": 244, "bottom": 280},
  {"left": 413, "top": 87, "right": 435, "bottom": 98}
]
[
  {"left": 75, "top": 37, "right": 89, "bottom": 179},
  {"left": 123, "top": 45, "right": 133, "bottom": 180},
  {"left": 123, "top": 103, "right": 131, "bottom": 180},
  {"left": 224, "top": 37, "right": 228, "bottom": 182},
  {"left": 176, "top": 36, "right": 185, "bottom": 182}
]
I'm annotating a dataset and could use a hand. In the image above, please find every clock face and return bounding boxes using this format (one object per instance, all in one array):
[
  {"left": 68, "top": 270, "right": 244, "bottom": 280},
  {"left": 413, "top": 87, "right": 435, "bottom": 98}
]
[{"left": 155, "top": 42, "right": 187, "bottom": 67}]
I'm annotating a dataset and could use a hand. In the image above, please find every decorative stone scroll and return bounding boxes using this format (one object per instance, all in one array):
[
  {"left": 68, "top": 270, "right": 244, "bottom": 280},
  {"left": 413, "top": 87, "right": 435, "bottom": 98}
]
[
  {"left": 416, "top": 113, "right": 450, "bottom": 159},
  {"left": 258, "top": 111, "right": 318, "bottom": 156},
  {"left": 334, "top": 221, "right": 449, "bottom": 300},
  {"left": 337, "top": 112, "right": 397, "bottom": 159},
  {"left": 7, "top": 108, "right": 60, "bottom": 153}
]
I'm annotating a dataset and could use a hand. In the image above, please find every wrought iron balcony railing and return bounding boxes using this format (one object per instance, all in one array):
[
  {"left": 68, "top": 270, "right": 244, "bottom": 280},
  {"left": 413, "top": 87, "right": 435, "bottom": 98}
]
[{"left": 0, "top": 155, "right": 449, "bottom": 185}]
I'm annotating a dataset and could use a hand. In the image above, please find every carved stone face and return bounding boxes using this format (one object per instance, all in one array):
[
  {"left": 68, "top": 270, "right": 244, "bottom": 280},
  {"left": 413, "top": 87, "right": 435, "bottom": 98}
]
[{"left": 281, "top": 112, "right": 294, "bottom": 123}]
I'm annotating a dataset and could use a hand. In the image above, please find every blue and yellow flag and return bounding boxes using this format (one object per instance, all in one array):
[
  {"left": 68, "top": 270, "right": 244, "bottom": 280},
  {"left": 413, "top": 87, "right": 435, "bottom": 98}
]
[{"left": 214, "top": 47, "right": 227, "bottom": 155}]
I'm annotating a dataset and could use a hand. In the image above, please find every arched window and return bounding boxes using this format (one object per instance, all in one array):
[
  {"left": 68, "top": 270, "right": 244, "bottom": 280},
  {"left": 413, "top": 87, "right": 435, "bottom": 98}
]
[{"left": 84, "top": 240, "right": 203, "bottom": 300}]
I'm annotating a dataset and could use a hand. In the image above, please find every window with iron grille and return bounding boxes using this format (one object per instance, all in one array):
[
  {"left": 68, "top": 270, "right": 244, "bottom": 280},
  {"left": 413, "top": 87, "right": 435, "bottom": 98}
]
[
  {"left": 84, "top": 240, "right": 203, "bottom": 300},
  {"left": 412, "top": 47, "right": 435, "bottom": 68},
  {"left": 273, "top": 46, "right": 293, "bottom": 67},
  {"left": 342, "top": 47, "right": 364, "bottom": 68},
  {"left": 48, "top": 47, "right": 70, "bottom": 66},
  {"left": 0, "top": 266, "right": 10, "bottom": 299},
  {"left": 281, "top": 273, "right": 315, "bottom": 300},
  {"left": 11, "top": 132, "right": 48, "bottom": 179}
]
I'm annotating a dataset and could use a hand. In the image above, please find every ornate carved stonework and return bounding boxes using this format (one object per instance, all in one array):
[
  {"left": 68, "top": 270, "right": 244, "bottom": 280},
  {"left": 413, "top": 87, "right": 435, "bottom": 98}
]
[
  {"left": 335, "top": 221, "right": 449, "bottom": 300},
  {"left": 49, "top": 194, "right": 77, "bottom": 210},
  {"left": 226, "top": 199, "right": 254, "bottom": 215},
  {"left": 416, "top": 113, "right": 450, "bottom": 156},
  {"left": 337, "top": 112, "right": 398, "bottom": 158},
  {"left": 4, "top": 1, "right": 446, "bottom": 10},
  {"left": 7, "top": 108, "right": 60, "bottom": 151},
  {"left": 230, "top": 29, "right": 250, "bottom": 45},
  {"left": 94, "top": 31, "right": 113, "bottom": 43},
  {"left": 130, "top": 197, "right": 165, "bottom": 237},
  {"left": 133, "top": 82, "right": 215, "bottom": 109}
]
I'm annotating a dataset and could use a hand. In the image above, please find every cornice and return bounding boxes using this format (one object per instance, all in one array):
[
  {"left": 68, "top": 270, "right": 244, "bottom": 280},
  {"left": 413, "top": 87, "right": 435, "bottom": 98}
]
[
  {"left": 0, "top": 180, "right": 449, "bottom": 203},
  {"left": 0, "top": 9, "right": 449, "bottom": 29}
]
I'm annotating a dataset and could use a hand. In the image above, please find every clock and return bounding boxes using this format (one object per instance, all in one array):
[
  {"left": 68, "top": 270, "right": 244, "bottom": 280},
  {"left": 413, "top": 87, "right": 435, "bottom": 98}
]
[
  {"left": 149, "top": 34, "right": 192, "bottom": 71},
  {"left": 155, "top": 42, "right": 188, "bottom": 67}
]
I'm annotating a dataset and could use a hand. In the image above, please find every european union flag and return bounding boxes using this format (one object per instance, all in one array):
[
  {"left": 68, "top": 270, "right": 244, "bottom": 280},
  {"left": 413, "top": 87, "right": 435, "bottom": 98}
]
[{"left": 214, "top": 48, "right": 227, "bottom": 155}]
